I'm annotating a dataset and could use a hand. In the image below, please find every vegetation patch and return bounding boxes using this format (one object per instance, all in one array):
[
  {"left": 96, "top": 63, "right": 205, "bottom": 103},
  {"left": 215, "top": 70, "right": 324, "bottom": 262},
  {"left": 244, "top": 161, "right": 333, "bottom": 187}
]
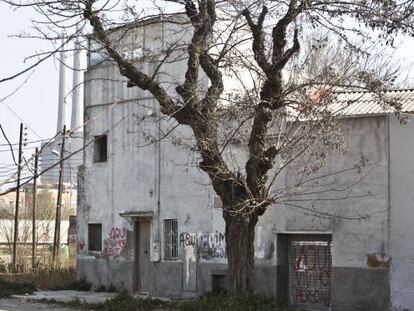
[
  {"left": 0, "top": 266, "right": 76, "bottom": 290},
  {"left": 54, "top": 292, "right": 290, "bottom": 311},
  {"left": 0, "top": 277, "right": 36, "bottom": 297},
  {"left": 100, "top": 292, "right": 172, "bottom": 311},
  {"left": 65, "top": 277, "right": 92, "bottom": 291},
  {"left": 178, "top": 293, "right": 290, "bottom": 311}
]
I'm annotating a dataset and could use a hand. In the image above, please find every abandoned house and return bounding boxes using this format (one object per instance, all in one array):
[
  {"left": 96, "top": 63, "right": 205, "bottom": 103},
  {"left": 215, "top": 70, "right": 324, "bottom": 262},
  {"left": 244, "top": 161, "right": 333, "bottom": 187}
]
[{"left": 76, "top": 16, "right": 414, "bottom": 311}]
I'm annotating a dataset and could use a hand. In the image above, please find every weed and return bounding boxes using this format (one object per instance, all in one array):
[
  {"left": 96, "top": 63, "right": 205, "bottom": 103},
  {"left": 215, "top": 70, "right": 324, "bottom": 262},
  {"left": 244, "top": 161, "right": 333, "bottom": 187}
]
[
  {"left": 0, "top": 278, "right": 36, "bottom": 297},
  {"left": 178, "top": 293, "right": 290, "bottom": 311},
  {"left": 66, "top": 277, "right": 92, "bottom": 291},
  {"left": 95, "top": 285, "right": 107, "bottom": 292}
]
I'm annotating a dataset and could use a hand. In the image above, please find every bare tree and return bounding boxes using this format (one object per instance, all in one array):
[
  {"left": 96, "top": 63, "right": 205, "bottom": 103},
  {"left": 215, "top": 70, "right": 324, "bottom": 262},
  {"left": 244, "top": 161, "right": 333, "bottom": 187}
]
[{"left": 2, "top": 0, "right": 414, "bottom": 294}]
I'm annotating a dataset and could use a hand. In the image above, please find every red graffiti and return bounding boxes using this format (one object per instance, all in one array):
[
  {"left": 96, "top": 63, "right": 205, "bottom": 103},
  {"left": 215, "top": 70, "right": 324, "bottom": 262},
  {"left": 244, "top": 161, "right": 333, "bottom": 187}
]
[
  {"left": 77, "top": 240, "right": 85, "bottom": 252},
  {"left": 104, "top": 228, "right": 127, "bottom": 257},
  {"left": 295, "top": 288, "right": 331, "bottom": 306},
  {"left": 293, "top": 244, "right": 331, "bottom": 306}
]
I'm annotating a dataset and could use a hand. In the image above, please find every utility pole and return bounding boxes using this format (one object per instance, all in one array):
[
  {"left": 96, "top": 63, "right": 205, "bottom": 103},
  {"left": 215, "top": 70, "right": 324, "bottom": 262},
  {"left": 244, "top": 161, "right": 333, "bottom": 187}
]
[
  {"left": 53, "top": 126, "right": 66, "bottom": 265},
  {"left": 12, "top": 123, "right": 23, "bottom": 273},
  {"left": 32, "top": 147, "right": 39, "bottom": 270}
]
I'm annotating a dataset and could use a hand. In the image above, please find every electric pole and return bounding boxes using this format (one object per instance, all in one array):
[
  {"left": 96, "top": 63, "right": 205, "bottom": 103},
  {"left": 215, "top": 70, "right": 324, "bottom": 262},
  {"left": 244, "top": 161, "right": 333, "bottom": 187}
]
[
  {"left": 32, "top": 147, "right": 39, "bottom": 270},
  {"left": 12, "top": 123, "right": 23, "bottom": 273},
  {"left": 53, "top": 126, "right": 66, "bottom": 265}
]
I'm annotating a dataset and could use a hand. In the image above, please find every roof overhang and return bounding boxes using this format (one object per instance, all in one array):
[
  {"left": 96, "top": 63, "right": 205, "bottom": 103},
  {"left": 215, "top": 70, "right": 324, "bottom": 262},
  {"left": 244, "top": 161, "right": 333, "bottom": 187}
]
[{"left": 119, "top": 211, "right": 153, "bottom": 224}]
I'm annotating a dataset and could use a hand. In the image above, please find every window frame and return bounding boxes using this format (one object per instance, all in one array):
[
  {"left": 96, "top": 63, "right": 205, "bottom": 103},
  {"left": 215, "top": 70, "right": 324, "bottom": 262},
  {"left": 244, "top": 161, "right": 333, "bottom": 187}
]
[
  {"left": 88, "top": 223, "right": 102, "bottom": 252},
  {"left": 163, "top": 219, "right": 178, "bottom": 260},
  {"left": 93, "top": 135, "right": 108, "bottom": 163}
]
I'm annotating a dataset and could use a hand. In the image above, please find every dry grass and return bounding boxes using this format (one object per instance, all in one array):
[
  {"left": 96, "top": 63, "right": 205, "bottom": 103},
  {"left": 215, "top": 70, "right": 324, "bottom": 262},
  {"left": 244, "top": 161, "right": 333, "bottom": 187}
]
[{"left": 0, "top": 265, "right": 76, "bottom": 290}]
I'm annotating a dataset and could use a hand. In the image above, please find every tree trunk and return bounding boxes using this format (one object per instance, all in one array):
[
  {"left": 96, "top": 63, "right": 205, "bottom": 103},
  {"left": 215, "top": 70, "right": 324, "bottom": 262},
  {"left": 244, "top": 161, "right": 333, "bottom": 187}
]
[{"left": 225, "top": 211, "right": 258, "bottom": 295}]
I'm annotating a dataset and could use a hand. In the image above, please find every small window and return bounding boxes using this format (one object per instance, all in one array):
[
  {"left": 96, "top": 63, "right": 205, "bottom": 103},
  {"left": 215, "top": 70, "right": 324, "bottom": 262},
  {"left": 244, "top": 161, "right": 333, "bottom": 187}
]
[
  {"left": 164, "top": 219, "right": 178, "bottom": 260},
  {"left": 94, "top": 135, "right": 107, "bottom": 163},
  {"left": 212, "top": 274, "right": 226, "bottom": 293},
  {"left": 88, "top": 223, "right": 102, "bottom": 251}
]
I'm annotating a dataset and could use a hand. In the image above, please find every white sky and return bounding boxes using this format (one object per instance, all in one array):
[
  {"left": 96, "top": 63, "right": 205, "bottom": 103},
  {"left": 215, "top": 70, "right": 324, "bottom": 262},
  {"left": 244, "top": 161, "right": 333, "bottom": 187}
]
[
  {"left": 0, "top": 2, "right": 58, "bottom": 167},
  {"left": 0, "top": 2, "right": 414, "bottom": 178}
]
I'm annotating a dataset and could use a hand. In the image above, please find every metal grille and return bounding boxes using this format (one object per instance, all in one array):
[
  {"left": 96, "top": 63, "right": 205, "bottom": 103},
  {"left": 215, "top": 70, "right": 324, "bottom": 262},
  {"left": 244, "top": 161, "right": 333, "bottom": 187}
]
[
  {"left": 288, "top": 236, "right": 332, "bottom": 311},
  {"left": 164, "top": 219, "right": 178, "bottom": 260}
]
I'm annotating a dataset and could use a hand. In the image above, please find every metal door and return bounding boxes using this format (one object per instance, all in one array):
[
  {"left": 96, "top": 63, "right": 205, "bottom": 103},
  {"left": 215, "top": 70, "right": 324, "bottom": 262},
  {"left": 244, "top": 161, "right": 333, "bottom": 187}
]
[
  {"left": 287, "top": 235, "right": 332, "bottom": 311},
  {"left": 135, "top": 221, "right": 152, "bottom": 292}
]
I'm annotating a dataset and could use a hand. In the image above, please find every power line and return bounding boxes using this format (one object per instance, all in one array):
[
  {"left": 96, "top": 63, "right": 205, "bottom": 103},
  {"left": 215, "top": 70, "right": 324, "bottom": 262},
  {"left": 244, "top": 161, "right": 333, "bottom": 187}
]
[
  {"left": 0, "top": 124, "right": 17, "bottom": 166},
  {"left": 0, "top": 137, "right": 56, "bottom": 147},
  {"left": 0, "top": 100, "right": 43, "bottom": 141},
  {"left": 0, "top": 114, "right": 128, "bottom": 195}
]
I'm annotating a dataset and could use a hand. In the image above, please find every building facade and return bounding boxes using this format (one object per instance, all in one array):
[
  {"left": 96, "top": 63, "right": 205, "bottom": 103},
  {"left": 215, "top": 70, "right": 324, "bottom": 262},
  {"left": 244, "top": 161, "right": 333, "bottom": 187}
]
[{"left": 76, "top": 17, "right": 414, "bottom": 311}]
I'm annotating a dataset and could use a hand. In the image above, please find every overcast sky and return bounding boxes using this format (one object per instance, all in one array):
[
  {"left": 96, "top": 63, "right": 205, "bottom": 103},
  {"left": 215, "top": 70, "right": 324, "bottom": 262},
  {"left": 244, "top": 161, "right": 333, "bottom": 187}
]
[
  {"left": 1, "top": 2, "right": 414, "bottom": 180},
  {"left": 0, "top": 2, "right": 59, "bottom": 169}
]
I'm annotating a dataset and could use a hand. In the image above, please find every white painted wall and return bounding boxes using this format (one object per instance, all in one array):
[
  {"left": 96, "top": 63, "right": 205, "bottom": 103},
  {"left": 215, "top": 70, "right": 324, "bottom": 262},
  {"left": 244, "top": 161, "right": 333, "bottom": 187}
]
[
  {"left": 389, "top": 114, "right": 414, "bottom": 310},
  {"left": 279, "top": 116, "right": 390, "bottom": 268}
]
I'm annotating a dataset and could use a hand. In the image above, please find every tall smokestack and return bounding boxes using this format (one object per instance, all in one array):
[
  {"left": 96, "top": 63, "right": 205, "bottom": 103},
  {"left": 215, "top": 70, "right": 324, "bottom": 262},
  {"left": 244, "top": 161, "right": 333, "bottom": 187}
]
[
  {"left": 57, "top": 37, "right": 67, "bottom": 133},
  {"left": 70, "top": 30, "right": 84, "bottom": 132}
]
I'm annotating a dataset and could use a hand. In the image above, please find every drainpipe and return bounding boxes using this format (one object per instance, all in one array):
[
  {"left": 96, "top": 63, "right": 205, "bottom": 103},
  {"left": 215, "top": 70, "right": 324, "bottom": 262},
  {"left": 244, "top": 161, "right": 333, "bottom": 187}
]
[
  {"left": 156, "top": 14, "right": 165, "bottom": 250},
  {"left": 387, "top": 115, "right": 391, "bottom": 258}
]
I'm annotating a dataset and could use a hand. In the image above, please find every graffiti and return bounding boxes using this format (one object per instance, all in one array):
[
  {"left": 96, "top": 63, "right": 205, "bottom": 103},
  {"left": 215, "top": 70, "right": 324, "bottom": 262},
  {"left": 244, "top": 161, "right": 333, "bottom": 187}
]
[
  {"left": 77, "top": 240, "right": 85, "bottom": 252},
  {"left": 180, "top": 231, "right": 226, "bottom": 260},
  {"left": 295, "top": 288, "right": 330, "bottom": 306},
  {"left": 293, "top": 244, "right": 331, "bottom": 307},
  {"left": 104, "top": 228, "right": 127, "bottom": 257}
]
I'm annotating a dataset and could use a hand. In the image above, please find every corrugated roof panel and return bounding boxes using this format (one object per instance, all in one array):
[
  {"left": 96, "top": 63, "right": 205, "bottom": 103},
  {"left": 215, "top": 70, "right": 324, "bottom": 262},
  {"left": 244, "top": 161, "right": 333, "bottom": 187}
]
[
  {"left": 284, "top": 89, "right": 414, "bottom": 120},
  {"left": 334, "top": 89, "right": 414, "bottom": 116}
]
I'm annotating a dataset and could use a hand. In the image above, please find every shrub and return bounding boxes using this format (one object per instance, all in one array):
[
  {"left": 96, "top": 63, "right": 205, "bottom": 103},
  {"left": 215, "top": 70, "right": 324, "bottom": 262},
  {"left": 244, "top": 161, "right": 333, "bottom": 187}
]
[
  {"left": 66, "top": 277, "right": 92, "bottom": 291},
  {"left": 95, "top": 285, "right": 106, "bottom": 292},
  {"left": 179, "top": 293, "right": 290, "bottom": 311},
  {"left": 0, "top": 278, "right": 36, "bottom": 297},
  {"left": 101, "top": 292, "right": 171, "bottom": 311}
]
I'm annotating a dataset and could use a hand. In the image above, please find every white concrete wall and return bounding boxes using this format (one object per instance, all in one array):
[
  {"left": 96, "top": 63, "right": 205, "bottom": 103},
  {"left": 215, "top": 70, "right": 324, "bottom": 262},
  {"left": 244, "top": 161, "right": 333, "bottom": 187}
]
[
  {"left": 389, "top": 114, "right": 414, "bottom": 310},
  {"left": 278, "top": 116, "right": 390, "bottom": 268},
  {"left": 81, "top": 22, "right": 226, "bottom": 264}
]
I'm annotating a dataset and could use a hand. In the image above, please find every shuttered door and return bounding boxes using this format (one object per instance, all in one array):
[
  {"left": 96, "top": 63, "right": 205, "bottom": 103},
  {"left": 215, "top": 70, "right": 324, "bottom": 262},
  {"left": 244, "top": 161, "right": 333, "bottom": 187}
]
[{"left": 287, "top": 236, "right": 332, "bottom": 311}]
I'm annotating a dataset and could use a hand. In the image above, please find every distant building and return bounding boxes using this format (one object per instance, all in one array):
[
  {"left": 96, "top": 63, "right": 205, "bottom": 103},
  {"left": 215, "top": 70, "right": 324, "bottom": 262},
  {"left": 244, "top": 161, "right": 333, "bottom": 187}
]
[
  {"left": 77, "top": 16, "right": 414, "bottom": 311},
  {"left": 40, "top": 35, "right": 84, "bottom": 186}
]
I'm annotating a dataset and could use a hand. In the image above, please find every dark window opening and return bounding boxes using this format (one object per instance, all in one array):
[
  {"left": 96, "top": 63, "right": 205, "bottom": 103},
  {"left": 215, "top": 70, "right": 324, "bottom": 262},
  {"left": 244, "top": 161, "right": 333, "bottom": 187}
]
[
  {"left": 94, "top": 135, "right": 107, "bottom": 163},
  {"left": 212, "top": 274, "right": 226, "bottom": 293},
  {"left": 164, "top": 219, "right": 178, "bottom": 260},
  {"left": 88, "top": 223, "right": 102, "bottom": 251}
]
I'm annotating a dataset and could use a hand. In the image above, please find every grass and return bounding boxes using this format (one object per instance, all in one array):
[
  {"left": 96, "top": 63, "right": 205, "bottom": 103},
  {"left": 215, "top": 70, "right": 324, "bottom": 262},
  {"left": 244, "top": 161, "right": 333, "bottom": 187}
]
[
  {"left": 49, "top": 292, "right": 290, "bottom": 311},
  {"left": 0, "top": 278, "right": 36, "bottom": 298},
  {"left": 178, "top": 293, "right": 290, "bottom": 311},
  {"left": 65, "top": 277, "right": 92, "bottom": 291},
  {"left": 0, "top": 266, "right": 76, "bottom": 290}
]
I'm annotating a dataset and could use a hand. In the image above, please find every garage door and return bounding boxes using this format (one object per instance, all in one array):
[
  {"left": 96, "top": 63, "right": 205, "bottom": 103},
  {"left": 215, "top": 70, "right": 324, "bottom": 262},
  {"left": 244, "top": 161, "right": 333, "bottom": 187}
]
[{"left": 287, "top": 235, "right": 332, "bottom": 311}]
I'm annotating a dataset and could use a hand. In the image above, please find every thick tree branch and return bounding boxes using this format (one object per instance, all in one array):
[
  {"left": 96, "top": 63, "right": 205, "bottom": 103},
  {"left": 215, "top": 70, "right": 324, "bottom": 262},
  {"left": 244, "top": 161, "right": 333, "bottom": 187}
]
[
  {"left": 241, "top": 6, "right": 271, "bottom": 77},
  {"left": 243, "top": 0, "right": 303, "bottom": 213},
  {"left": 199, "top": 51, "right": 223, "bottom": 115},
  {"left": 272, "top": 0, "right": 301, "bottom": 66}
]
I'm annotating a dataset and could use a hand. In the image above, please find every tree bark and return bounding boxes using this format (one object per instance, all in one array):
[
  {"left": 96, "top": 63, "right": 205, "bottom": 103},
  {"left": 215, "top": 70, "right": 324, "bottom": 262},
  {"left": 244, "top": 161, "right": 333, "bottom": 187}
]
[{"left": 225, "top": 210, "right": 258, "bottom": 295}]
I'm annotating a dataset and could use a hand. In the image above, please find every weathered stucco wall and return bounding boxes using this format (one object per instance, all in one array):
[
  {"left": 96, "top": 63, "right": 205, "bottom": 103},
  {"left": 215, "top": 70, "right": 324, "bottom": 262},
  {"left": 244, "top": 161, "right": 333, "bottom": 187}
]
[
  {"left": 277, "top": 115, "right": 391, "bottom": 310},
  {"left": 78, "top": 17, "right": 414, "bottom": 309},
  {"left": 79, "top": 35, "right": 276, "bottom": 296},
  {"left": 390, "top": 114, "right": 414, "bottom": 310}
]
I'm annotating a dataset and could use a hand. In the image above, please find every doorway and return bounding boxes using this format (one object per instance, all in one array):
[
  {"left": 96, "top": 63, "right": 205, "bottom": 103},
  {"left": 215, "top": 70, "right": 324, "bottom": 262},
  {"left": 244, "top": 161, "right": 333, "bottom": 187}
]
[
  {"left": 134, "top": 220, "right": 152, "bottom": 292},
  {"left": 287, "top": 235, "right": 332, "bottom": 311}
]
